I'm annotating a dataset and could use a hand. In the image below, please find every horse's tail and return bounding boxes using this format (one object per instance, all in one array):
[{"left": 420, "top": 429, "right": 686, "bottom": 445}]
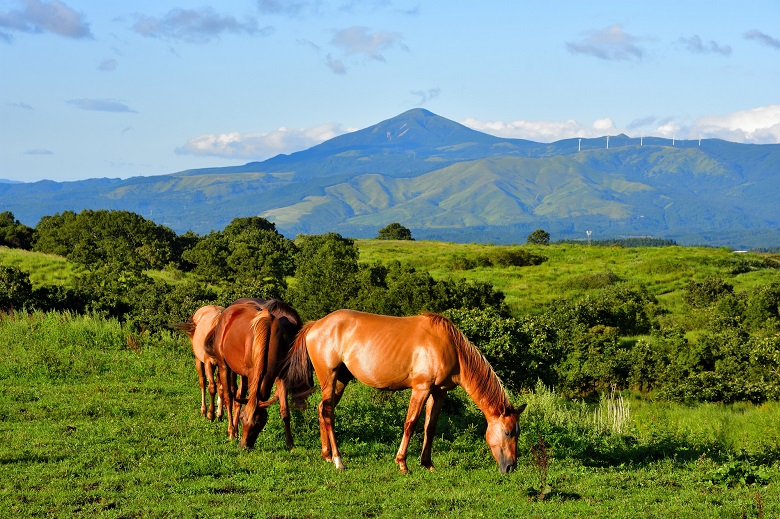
[
  {"left": 169, "top": 319, "right": 196, "bottom": 338},
  {"left": 202, "top": 310, "right": 222, "bottom": 358},
  {"left": 283, "top": 321, "right": 316, "bottom": 409},
  {"left": 237, "top": 309, "right": 273, "bottom": 417}
]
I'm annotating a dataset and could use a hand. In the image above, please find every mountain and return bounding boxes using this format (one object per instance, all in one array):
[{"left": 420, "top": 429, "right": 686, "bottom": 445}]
[{"left": 2, "top": 108, "right": 780, "bottom": 249}]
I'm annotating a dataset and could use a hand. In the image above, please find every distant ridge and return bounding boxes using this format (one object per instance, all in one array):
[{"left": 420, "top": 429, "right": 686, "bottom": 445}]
[{"left": 1, "top": 109, "right": 780, "bottom": 249}]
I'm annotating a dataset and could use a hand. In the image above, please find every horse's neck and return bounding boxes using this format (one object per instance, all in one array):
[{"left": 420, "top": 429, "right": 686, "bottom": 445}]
[{"left": 456, "top": 349, "right": 510, "bottom": 418}]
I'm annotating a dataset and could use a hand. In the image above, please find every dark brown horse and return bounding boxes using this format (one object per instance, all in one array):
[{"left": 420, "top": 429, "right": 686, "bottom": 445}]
[
  {"left": 171, "top": 305, "right": 225, "bottom": 420},
  {"left": 286, "top": 309, "right": 526, "bottom": 473},
  {"left": 211, "top": 302, "right": 295, "bottom": 449}
]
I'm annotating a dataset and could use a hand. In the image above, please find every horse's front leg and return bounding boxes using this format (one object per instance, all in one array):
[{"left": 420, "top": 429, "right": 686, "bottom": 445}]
[
  {"left": 420, "top": 390, "right": 445, "bottom": 471},
  {"left": 395, "top": 387, "right": 431, "bottom": 473}
]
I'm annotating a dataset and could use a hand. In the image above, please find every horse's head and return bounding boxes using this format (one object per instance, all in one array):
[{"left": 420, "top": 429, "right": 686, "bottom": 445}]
[
  {"left": 238, "top": 405, "right": 269, "bottom": 450},
  {"left": 485, "top": 403, "right": 527, "bottom": 473}
]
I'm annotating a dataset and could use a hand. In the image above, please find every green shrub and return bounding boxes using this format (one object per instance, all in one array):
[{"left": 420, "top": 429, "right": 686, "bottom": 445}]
[{"left": 683, "top": 276, "right": 734, "bottom": 308}]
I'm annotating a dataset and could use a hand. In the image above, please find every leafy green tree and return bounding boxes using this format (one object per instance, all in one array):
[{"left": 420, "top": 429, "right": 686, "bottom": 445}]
[
  {"left": 445, "top": 307, "right": 560, "bottom": 392},
  {"left": 377, "top": 222, "right": 413, "bottom": 240},
  {"left": 744, "top": 281, "right": 780, "bottom": 333},
  {"left": 0, "top": 211, "right": 34, "bottom": 250},
  {"left": 527, "top": 229, "right": 550, "bottom": 245},
  {"left": 181, "top": 217, "right": 297, "bottom": 285},
  {"left": 0, "top": 266, "right": 34, "bottom": 311},
  {"left": 33, "top": 210, "right": 178, "bottom": 272},
  {"left": 287, "top": 233, "right": 360, "bottom": 320}
]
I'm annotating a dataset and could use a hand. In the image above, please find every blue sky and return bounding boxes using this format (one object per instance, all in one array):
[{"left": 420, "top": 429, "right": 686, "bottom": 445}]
[{"left": 2, "top": 0, "right": 779, "bottom": 182}]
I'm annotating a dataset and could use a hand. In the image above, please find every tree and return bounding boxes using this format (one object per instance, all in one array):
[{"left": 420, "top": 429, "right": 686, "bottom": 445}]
[
  {"left": 0, "top": 211, "right": 34, "bottom": 250},
  {"left": 0, "top": 266, "right": 33, "bottom": 311},
  {"left": 377, "top": 222, "right": 414, "bottom": 241},
  {"left": 527, "top": 229, "right": 550, "bottom": 245},
  {"left": 33, "top": 210, "right": 178, "bottom": 272},
  {"left": 286, "top": 233, "right": 360, "bottom": 320},
  {"left": 181, "top": 217, "right": 297, "bottom": 285}
]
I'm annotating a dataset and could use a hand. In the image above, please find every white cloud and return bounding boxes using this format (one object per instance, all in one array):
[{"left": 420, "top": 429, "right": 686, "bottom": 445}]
[
  {"left": 461, "top": 117, "right": 616, "bottom": 141},
  {"left": 67, "top": 98, "right": 136, "bottom": 113},
  {"left": 692, "top": 105, "right": 780, "bottom": 143},
  {"left": 0, "top": 0, "right": 92, "bottom": 41},
  {"left": 130, "top": 7, "right": 270, "bottom": 43},
  {"left": 566, "top": 24, "right": 648, "bottom": 61},
  {"left": 331, "top": 26, "right": 406, "bottom": 61},
  {"left": 462, "top": 105, "right": 780, "bottom": 144},
  {"left": 176, "top": 124, "right": 353, "bottom": 159}
]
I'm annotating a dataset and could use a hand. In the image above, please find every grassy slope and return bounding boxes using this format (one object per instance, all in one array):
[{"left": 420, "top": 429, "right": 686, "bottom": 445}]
[
  {"left": 1, "top": 312, "right": 778, "bottom": 518},
  {"left": 356, "top": 240, "right": 779, "bottom": 317},
  {"left": 0, "top": 246, "right": 83, "bottom": 287}
]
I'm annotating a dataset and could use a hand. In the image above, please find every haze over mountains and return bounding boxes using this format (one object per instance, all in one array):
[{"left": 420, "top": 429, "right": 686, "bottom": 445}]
[{"left": 3, "top": 108, "right": 780, "bottom": 249}]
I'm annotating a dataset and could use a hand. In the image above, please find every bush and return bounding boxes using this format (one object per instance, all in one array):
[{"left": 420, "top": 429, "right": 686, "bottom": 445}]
[{"left": 683, "top": 277, "right": 734, "bottom": 308}]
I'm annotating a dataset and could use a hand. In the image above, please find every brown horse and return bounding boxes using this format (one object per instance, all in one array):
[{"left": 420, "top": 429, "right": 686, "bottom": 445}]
[
  {"left": 286, "top": 309, "right": 526, "bottom": 473},
  {"left": 171, "top": 305, "right": 225, "bottom": 421},
  {"left": 211, "top": 301, "right": 296, "bottom": 449}
]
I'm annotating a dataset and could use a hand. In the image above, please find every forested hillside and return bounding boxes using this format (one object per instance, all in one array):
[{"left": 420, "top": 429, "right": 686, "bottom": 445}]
[{"left": 3, "top": 208, "right": 780, "bottom": 403}]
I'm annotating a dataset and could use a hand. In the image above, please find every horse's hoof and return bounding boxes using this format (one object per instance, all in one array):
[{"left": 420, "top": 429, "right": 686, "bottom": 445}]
[{"left": 333, "top": 456, "right": 345, "bottom": 470}]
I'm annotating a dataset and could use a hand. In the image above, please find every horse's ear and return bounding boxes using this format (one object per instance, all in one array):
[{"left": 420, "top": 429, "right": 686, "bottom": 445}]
[{"left": 514, "top": 403, "right": 527, "bottom": 416}]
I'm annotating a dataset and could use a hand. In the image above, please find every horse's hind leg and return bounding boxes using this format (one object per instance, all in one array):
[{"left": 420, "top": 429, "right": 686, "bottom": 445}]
[
  {"left": 274, "top": 379, "right": 294, "bottom": 450},
  {"left": 420, "top": 390, "right": 445, "bottom": 471},
  {"left": 232, "top": 375, "right": 247, "bottom": 437},
  {"left": 318, "top": 372, "right": 348, "bottom": 469},
  {"left": 196, "top": 358, "right": 207, "bottom": 417},
  {"left": 205, "top": 360, "right": 218, "bottom": 421},
  {"left": 395, "top": 387, "right": 431, "bottom": 473}
]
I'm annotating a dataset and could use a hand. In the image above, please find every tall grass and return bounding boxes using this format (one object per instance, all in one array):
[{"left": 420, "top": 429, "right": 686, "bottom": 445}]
[{"left": 594, "top": 386, "right": 632, "bottom": 435}]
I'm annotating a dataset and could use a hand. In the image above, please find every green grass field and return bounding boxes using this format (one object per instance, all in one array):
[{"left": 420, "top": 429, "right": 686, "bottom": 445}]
[
  {"left": 355, "top": 240, "right": 780, "bottom": 316},
  {"left": 1, "top": 311, "right": 778, "bottom": 518}
]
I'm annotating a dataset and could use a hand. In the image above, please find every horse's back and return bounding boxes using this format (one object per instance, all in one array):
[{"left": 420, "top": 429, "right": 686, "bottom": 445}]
[
  {"left": 306, "top": 309, "right": 460, "bottom": 389},
  {"left": 215, "top": 303, "right": 271, "bottom": 375}
]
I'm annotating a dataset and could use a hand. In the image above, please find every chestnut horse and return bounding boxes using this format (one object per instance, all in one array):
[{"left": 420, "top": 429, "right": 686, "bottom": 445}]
[
  {"left": 171, "top": 305, "right": 225, "bottom": 420},
  {"left": 286, "top": 309, "right": 526, "bottom": 473},
  {"left": 211, "top": 301, "right": 296, "bottom": 449}
]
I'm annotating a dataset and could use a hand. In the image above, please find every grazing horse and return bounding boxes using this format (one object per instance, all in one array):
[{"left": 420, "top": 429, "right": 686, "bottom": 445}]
[
  {"left": 211, "top": 301, "right": 295, "bottom": 449},
  {"left": 286, "top": 309, "right": 526, "bottom": 473},
  {"left": 171, "top": 305, "right": 225, "bottom": 420}
]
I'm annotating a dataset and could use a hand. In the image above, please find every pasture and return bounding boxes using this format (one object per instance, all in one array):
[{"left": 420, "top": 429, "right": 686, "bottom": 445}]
[{"left": 2, "top": 311, "right": 778, "bottom": 518}]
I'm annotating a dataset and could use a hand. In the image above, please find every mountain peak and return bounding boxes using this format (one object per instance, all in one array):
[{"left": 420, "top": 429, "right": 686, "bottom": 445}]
[{"left": 316, "top": 108, "right": 499, "bottom": 152}]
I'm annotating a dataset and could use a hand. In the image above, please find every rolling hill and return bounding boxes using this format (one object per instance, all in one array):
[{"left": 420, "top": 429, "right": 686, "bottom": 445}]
[{"left": 2, "top": 108, "right": 780, "bottom": 248}]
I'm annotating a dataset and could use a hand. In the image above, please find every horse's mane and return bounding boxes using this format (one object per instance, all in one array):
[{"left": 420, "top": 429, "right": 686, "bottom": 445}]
[{"left": 424, "top": 313, "right": 513, "bottom": 415}]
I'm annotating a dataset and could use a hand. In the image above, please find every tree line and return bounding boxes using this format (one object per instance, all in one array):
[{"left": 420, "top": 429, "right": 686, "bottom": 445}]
[{"left": 2, "top": 209, "right": 780, "bottom": 404}]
